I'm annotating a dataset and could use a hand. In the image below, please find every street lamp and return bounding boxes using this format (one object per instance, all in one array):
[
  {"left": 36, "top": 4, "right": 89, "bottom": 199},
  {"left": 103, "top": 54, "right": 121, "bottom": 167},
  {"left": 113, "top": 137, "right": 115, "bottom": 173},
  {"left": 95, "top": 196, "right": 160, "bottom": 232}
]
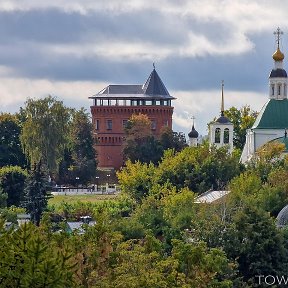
[{"left": 75, "top": 177, "right": 79, "bottom": 192}]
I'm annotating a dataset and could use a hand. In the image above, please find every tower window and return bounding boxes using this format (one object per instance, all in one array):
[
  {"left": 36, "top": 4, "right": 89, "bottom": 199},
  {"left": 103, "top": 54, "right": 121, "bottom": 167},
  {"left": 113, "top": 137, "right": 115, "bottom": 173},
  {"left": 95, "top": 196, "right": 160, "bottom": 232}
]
[
  {"left": 278, "top": 84, "right": 281, "bottom": 95},
  {"left": 106, "top": 120, "right": 112, "bottom": 130},
  {"left": 95, "top": 119, "right": 100, "bottom": 130},
  {"left": 224, "top": 128, "right": 229, "bottom": 144},
  {"left": 122, "top": 119, "right": 128, "bottom": 128},
  {"left": 215, "top": 128, "right": 220, "bottom": 143},
  {"left": 272, "top": 84, "right": 275, "bottom": 95}
]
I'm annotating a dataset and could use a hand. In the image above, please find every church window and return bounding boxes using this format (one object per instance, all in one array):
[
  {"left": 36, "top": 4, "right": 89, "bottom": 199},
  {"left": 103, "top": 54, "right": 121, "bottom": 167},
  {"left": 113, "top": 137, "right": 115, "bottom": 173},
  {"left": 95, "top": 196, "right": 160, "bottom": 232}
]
[
  {"left": 272, "top": 84, "right": 275, "bottom": 95},
  {"left": 278, "top": 84, "right": 281, "bottom": 95},
  {"left": 215, "top": 128, "right": 220, "bottom": 143},
  {"left": 224, "top": 128, "right": 229, "bottom": 144}
]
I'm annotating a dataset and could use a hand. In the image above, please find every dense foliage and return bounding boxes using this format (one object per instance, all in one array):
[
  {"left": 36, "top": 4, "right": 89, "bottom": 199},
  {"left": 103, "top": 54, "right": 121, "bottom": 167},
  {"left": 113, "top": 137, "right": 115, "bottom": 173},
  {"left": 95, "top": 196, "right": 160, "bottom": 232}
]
[
  {"left": 118, "top": 144, "right": 242, "bottom": 202},
  {"left": 20, "top": 96, "right": 71, "bottom": 174},
  {"left": 123, "top": 113, "right": 187, "bottom": 164},
  {"left": 0, "top": 166, "right": 27, "bottom": 207},
  {"left": 0, "top": 113, "right": 27, "bottom": 168},
  {"left": 2, "top": 104, "right": 288, "bottom": 287}
]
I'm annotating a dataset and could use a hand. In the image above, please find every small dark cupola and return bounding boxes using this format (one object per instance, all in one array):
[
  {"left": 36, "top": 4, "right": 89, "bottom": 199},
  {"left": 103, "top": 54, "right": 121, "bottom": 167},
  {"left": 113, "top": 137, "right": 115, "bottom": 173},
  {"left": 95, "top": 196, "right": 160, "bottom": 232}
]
[{"left": 188, "top": 116, "right": 199, "bottom": 147}]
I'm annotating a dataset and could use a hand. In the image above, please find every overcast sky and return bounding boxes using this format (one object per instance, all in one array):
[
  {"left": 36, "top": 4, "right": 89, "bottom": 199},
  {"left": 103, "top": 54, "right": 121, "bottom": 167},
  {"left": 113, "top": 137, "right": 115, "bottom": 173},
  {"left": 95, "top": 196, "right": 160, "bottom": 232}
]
[{"left": 0, "top": 0, "right": 288, "bottom": 136}]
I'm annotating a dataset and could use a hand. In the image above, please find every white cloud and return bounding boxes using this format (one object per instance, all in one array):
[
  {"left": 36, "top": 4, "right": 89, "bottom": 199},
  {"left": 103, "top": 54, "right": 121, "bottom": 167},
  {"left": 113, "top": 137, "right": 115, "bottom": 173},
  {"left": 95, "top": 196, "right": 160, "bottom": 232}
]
[
  {"left": 1, "top": 0, "right": 288, "bottom": 60},
  {"left": 0, "top": 76, "right": 108, "bottom": 112},
  {"left": 172, "top": 89, "right": 267, "bottom": 135}
]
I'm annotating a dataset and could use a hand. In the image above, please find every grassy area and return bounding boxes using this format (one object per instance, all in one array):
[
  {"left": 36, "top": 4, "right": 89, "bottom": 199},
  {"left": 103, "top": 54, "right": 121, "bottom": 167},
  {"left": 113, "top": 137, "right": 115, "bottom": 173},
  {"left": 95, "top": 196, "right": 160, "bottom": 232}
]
[{"left": 48, "top": 194, "right": 118, "bottom": 208}]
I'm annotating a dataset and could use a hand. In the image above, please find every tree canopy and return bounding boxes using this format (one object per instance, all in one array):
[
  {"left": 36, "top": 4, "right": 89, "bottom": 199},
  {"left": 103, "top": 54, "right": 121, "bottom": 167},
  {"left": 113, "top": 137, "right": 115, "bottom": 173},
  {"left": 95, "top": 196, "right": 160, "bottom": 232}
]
[
  {"left": 0, "top": 113, "right": 26, "bottom": 168},
  {"left": 20, "top": 96, "right": 70, "bottom": 175}
]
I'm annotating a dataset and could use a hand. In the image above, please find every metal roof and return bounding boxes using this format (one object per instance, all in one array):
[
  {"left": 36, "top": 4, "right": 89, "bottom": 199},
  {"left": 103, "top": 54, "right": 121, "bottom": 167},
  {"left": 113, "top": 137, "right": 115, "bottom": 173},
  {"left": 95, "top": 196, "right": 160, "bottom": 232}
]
[
  {"left": 277, "top": 204, "right": 288, "bottom": 227},
  {"left": 89, "top": 68, "right": 175, "bottom": 100},
  {"left": 252, "top": 99, "right": 288, "bottom": 129},
  {"left": 143, "top": 68, "right": 170, "bottom": 96},
  {"left": 195, "top": 190, "right": 230, "bottom": 203},
  {"left": 269, "top": 68, "right": 287, "bottom": 78}
]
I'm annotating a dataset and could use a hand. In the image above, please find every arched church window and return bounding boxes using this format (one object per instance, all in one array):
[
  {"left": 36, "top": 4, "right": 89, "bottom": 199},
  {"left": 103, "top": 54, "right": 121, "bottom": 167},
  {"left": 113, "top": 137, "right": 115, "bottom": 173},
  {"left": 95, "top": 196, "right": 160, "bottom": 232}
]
[
  {"left": 278, "top": 84, "right": 281, "bottom": 95},
  {"left": 224, "top": 128, "right": 229, "bottom": 144},
  {"left": 215, "top": 128, "right": 220, "bottom": 143},
  {"left": 272, "top": 84, "right": 275, "bottom": 95}
]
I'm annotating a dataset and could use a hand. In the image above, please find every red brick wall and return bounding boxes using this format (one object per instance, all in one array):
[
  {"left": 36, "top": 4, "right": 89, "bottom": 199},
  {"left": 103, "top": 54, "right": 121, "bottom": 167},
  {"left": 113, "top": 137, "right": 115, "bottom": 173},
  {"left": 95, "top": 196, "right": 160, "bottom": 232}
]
[{"left": 91, "top": 105, "right": 173, "bottom": 169}]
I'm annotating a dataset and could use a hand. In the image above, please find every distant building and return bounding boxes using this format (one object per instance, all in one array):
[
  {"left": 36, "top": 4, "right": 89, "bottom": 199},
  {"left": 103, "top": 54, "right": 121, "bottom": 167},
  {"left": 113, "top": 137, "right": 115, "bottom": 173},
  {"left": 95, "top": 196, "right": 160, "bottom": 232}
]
[
  {"left": 209, "top": 81, "right": 234, "bottom": 152},
  {"left": 188, "top": 117, "right": 199, "bottom": 147},
  {"left": 89, "top": 67, "right": 175, "bottom": 169},
  {"left": 241, "top": 28, "right": 288, "bottom": 162}
]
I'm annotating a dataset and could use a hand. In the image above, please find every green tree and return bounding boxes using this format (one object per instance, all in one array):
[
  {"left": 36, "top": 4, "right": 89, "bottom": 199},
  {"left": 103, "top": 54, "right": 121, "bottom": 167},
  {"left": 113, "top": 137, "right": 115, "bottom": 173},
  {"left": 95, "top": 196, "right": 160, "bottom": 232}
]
[
  {"left": 0, "top": 113, "right": 26, "bottom": 168},
  {"left": 155, "top": 144, "right": 241, "bottom": 193},
  {"left": 0, "top": 166, "right": 27, "bottom": 207},
  {"left": 117, "top": 160, "right": 155, "bottom": 203},
  {"left": 231, "top": 206, "right": 288, "bottom": 285},
  {"left": 224, "top": 105, "right": 258, "bottom": 150},
  {"left": 123, "top": 113, "right": 163, "bottom": 164},
  {"left": 0, "top": 221, "right": 77, "bottom": 287},
  {"left": 68, "top": 108, "right": 97, "bottom": 185},
  {"left": 20, "top": 96, "right": 70, "bottom": 175},
  {"left": 0, "top": 187, "right": 7, "bottom": 208},
  {"left": 22, "top": 163, "right": 50, "bottom": 226},
  {"left": 160, "top": 126, "right": 187, "bottom": 152}
]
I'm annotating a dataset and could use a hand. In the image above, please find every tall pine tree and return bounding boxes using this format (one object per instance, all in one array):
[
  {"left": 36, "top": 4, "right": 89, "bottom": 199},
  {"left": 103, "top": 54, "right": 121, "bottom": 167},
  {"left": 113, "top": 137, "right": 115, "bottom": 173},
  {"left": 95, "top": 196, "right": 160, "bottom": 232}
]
[{"left": 22, "top": 162, "right": 50, "bottom": 226}]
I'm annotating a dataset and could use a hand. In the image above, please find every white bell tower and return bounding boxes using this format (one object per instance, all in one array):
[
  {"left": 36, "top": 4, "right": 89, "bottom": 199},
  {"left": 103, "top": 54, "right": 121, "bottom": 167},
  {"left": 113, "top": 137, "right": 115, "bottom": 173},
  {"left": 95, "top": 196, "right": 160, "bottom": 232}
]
[{"left": 209, "top": 81, "right": 234, "bottom": 152}]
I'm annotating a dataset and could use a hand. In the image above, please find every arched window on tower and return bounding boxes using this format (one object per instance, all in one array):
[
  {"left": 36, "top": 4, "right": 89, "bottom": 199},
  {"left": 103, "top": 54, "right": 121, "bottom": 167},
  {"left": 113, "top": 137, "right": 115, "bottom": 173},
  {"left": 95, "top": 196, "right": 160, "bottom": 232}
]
[
  {"left": 272, "top": 84, "right": 275, "bottom": 96},
  {"left": 278, "top": 84, "right": 281, "bottom": 96},
  {"left": 215, "top": 128, "right": 221, "bottom": 143},
  {"left": 224, "top": 128, "right": 229, "bottom": 144}
]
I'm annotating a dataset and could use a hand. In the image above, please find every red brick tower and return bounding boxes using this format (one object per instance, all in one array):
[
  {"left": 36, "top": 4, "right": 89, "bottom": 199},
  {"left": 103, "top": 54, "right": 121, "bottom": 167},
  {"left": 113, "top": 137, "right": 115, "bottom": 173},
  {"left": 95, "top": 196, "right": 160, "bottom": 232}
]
[{"left": 89, "top": 68, "right": 175, "bottom": 169}]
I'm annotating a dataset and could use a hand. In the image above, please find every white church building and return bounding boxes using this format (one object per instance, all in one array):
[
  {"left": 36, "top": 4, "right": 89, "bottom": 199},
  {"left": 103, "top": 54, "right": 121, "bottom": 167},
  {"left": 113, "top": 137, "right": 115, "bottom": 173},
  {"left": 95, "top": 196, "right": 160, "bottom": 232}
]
[{"left": 241, "top": 28, "right": 288, "bottom": 162}]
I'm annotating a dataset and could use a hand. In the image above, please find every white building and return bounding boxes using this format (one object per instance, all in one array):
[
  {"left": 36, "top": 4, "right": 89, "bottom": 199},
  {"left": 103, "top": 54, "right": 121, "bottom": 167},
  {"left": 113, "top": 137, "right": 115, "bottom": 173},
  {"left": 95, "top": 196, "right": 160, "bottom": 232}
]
[
  {"left": 241, "top": 28, "right": 288, "bottom": 162},
  {"left": 209, "top": 81, "right": 234, "bottom": 153}
]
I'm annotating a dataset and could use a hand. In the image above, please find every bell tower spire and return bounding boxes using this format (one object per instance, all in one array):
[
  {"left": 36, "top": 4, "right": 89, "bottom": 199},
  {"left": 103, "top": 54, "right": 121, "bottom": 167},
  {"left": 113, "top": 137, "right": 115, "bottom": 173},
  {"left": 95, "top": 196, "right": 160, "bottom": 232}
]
[
  {"left": 221, "top": 80, "right": 225, "bottom": 116},
  {"left": 269, "top": 27, "right": 287, "bottom": 100}
]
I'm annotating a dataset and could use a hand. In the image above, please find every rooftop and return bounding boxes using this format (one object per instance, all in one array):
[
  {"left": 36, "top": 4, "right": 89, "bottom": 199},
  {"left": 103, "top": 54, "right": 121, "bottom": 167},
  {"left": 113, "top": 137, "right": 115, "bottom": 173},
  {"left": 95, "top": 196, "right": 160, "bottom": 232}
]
[
  {"left": 89, "top": 68, "right": 175, "bottom": 100},
  {"left": 252, "top": 99, "right": 288, "bottom": 129},
  {"left": 195, "top": 190, "right": 230, "bottom": 203}
]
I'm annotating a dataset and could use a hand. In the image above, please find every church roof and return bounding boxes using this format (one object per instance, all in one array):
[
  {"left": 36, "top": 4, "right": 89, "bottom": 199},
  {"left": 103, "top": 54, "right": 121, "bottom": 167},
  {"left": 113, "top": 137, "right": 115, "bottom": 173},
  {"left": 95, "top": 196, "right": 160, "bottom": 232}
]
[
  {"left": 90, "top": 68, "right": 175, "bottom": 100},
  {"left": 252, "top": 99, "right": 288, "bottom": 129},
  {"left": 215, "top": 115, "right": 231, "bottom": 124},
  {"left": 269, "top": 68, "right": 287, "bottom": 78},
  {"left": 188, "top": 125, "right": 199, "bottom": 138}
]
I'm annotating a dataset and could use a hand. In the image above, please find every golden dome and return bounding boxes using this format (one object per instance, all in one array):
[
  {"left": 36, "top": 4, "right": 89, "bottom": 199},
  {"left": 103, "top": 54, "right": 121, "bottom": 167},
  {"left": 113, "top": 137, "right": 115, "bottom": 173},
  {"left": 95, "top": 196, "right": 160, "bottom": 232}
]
[{"left": 273, "top": 48, "right": 285, "bottom": 61}]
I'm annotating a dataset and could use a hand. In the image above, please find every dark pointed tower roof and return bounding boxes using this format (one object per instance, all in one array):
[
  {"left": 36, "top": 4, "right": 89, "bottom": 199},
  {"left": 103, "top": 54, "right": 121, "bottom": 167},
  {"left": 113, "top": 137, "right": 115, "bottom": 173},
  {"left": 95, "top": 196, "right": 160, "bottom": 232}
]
[
  {"left": 188, "top": 125, "right": 199, "bottom": 138},
  {"left": 143, "top": 67, "right": 170, "bottom": 96}
]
